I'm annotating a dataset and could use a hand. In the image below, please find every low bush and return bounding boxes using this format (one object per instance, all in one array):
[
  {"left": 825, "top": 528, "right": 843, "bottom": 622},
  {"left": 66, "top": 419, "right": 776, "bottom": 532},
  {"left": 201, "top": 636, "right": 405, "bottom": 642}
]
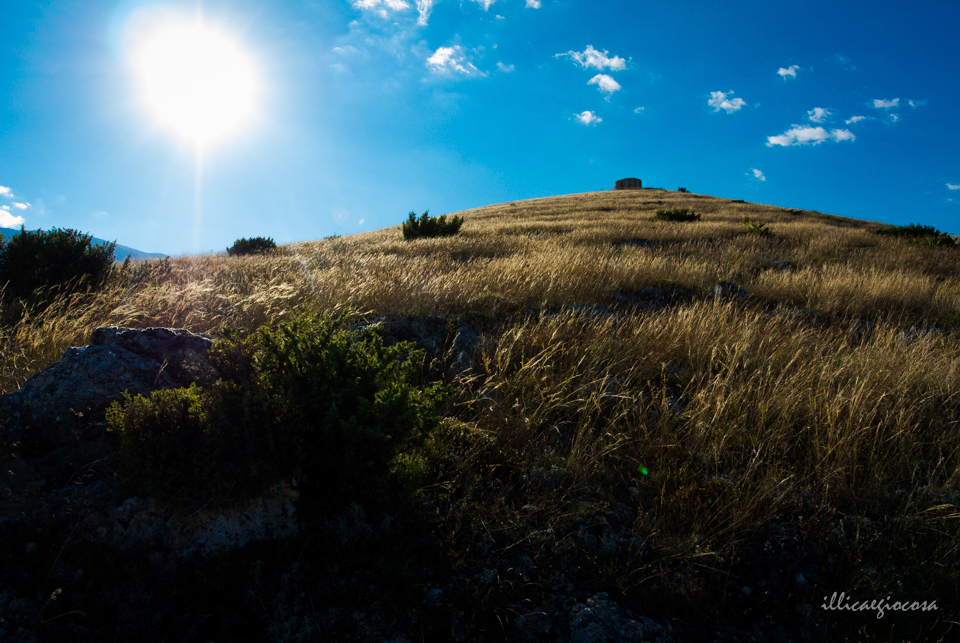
[
  {"left": 0, "top": 227, "right": 115, "bottom": 324},
  {"left": 651, "top": 208, "right": 701, "bottom": 222},
  {"left": 227, "top": 236, "right": 277, "bottom": 256},
  {"left": 401, "top": 210, "right": 464, "bottom": 240},
  {"left": 870, "top": 223, "right": 955, "bottom": 246},
  {"left": 108, "top": 311, "right": 452, "bottom": 508},
  {"left": 677, "top": 187, "right": 689, "bottom": 193},
  {"left": 742, "top": 216, "right": 774, "bottom": 236}
]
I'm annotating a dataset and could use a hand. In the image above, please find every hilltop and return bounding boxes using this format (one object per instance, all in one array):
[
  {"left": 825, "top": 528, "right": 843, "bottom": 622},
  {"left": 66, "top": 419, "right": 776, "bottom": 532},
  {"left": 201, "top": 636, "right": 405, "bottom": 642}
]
[{"left": 1, "top": 188, "right": 958, "bottom": 642}]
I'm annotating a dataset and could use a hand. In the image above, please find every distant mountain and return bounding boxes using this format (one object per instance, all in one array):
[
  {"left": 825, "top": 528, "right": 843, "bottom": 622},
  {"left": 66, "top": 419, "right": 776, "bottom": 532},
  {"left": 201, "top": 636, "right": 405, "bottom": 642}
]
[{"left": 0, "top": 227, "right": 167, "bottom": 261}]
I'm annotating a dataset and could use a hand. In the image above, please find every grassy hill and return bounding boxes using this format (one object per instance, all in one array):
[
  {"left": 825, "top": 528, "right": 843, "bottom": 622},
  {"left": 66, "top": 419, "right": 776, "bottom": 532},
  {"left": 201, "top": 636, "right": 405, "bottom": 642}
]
[{"left": 1, "top": 188, "right": 958, "bottom": 641}]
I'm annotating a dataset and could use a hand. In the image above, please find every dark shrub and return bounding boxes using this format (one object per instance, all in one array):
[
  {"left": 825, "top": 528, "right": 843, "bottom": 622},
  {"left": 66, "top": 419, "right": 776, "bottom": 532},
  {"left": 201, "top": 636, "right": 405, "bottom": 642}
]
[
  {"left": 652, "top": 208, "right": 701, "bottom": 222},
  {"left": 870, "top": 223, "right": 955, "bottom": 247},
  {"left": 0, "top": 227, "right": 115, "bottom": 323},
  {"left": 227, "top": 236, "right": 277, "bottom": 256},
  {"left": 678, "top": 187, "right": 689, "bottom": 193},
  {"left": 742, "top": 216, "right": 774, "bottom": 237},
  {"left": 401, "top": 210, "right": 464, "bottom": 240},
  {"left": 108, "top": 312, "right": 451, "bottom": 508}
]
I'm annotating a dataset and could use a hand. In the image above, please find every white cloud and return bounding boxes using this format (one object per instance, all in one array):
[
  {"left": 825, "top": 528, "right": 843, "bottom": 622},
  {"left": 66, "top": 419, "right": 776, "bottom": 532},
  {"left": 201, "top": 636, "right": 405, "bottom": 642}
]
[
  {"left": 353, "top": 0, "right": 411, "bottom": 12},
  {"left": 845, "top": 115, "right": 866, "bottom": 124},
  {"left": 427, "top": 46, "right": 484, "bottom": 76},
  {"left": 889, "top": 113, "right": 900, "bottom": 123},
  {"left": 766, "top": 125, "right": 855, "bottom": 147},
  {"left": 749, "top": 168, "right": 766, "bottom": 181},
  {"left": 0, "top": 210, "right": 25, "bottom": 228},
  {"left": 777, "top": 65, "right": 799, "bottom": 79},
  {"left": 708, "top": 90, "right": 746, "bottom": 113},
  {"left": 416, "top": 0, "right": 436, "bottom": 25},
  {"left": 11, "top": 202, "right": 29, "bottom": 210},
  {"left": 496, "top": 61, "right": 514, "bottom": 73},
  {"left": 526, "top": 0, "right": 541, "bottom": 7},
  {"left": 807, "top": 107, "right": 831, "bottom": 123},
  {"left": 908, "top": 99, "right": 927, "bottom": 108},
  {"left": 873, "top": 98, "right": 899, "bottom": 109},
  {"left": 947, "top": 184, "right": 960, "bottom": 190},
  {"left": 574, "top": 111, "right": 602, "bottom": 125},
  {"left": 358, "top": 218, "right": 366, "bottom": 225},
  {"left": 0, "top": 186, "right": 11, "bottom": 197},
  {"left": 588, "top": 73, "right": 621, "bottom": 97},
  {"left": 556, "top": 45, "right": 626, "bottom": 71},
  {"left": 472, "top": 0, "right": 496, "bottom": 10},
  {"left": 634, "top": 106, "right": 644, "bottom": 114}
]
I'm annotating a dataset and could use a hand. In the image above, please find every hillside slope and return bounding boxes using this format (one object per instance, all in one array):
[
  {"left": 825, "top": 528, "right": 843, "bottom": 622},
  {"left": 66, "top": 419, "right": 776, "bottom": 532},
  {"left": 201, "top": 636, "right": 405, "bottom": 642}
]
[{"left": 1, "top": 188, "right": 958, "bottom": 642}]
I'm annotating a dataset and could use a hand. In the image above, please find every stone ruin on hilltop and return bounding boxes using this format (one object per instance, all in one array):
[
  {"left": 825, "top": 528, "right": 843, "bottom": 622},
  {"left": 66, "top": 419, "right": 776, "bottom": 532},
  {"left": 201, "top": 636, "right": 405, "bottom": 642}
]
[{"left": 615, "top": 177, "right": 642, "bottom": 190}]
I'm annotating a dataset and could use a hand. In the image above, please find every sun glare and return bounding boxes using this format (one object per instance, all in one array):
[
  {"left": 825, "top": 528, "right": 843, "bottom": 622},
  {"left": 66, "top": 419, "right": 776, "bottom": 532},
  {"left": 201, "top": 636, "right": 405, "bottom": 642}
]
[{"left": 134, "top": 20, "right": 256, "bottom": 146}]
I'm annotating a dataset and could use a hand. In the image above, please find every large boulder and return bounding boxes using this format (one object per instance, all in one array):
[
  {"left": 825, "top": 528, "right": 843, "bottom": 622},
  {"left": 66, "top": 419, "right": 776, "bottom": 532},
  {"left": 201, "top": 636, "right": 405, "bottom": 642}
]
[{"left": 1, "top": 327, "right": 216, "bottom": 457}]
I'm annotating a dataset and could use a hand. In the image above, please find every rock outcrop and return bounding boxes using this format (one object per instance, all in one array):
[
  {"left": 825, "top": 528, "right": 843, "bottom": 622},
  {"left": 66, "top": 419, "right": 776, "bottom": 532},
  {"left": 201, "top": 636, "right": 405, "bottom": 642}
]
[{"left": 1, "top": 327, "right": 216, "bottom": 457}]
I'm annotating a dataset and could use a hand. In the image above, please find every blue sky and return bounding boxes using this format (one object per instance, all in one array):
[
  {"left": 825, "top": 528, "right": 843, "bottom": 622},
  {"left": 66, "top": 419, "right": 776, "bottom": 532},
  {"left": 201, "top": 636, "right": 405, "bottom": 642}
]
[{"left": 2, "top": 0, "right": 959, "bottom": 255}]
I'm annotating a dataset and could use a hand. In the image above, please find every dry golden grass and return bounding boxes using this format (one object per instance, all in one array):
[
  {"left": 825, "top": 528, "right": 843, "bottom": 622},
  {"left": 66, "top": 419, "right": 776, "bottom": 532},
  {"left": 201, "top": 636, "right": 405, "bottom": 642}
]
[{"left": 3, "top": 187, "right": 959, "bottom": 638}]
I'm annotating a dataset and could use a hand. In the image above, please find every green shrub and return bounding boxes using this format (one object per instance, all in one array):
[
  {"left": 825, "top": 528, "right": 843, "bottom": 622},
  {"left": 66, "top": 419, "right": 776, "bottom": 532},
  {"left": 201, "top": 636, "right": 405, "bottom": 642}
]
[
  {"left": 869, "top": 223, "right": 955, "bottom": 247},
  {"left": 227, "top": 236, "right": 277, "bottom": 256},
  {"left": 108, "top": 311, "right": 451, "bottom": 508},
  {"left": 742, "top": 216, "right": 774, "bottom": 237},
  {"left": 651, "top": 208, "right": 701, "bottom": 222},
  {"left": 401, "top": 210, "right": 464, "bottom": 240},
  {"left": 0, "top": 227, "right": 115, "bottom": 323}
]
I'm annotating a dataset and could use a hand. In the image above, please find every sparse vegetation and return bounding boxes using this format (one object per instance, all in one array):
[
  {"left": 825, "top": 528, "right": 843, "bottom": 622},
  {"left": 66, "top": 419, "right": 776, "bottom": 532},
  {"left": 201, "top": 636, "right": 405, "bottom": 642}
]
[
  {"left": 652, "top": 207, "right": 701, "bottom": 222},
  {"left": 227, "top": 235, "right": 277, "bottom": 256},
  {"left": 2, "top": 189, "right": 959, "bottom": 641},
  {"left": 400, "top": 209, "right": 464, "bottom": 240},
  {"left": 677, "top": 186, "right": 688, "bottom": 193}
]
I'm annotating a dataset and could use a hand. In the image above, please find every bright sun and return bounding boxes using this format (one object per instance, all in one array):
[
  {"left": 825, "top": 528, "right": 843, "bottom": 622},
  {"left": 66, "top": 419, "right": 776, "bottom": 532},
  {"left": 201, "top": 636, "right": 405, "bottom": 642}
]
[{"left": 135, "top": 20, "right": 256, "bottom": 146}]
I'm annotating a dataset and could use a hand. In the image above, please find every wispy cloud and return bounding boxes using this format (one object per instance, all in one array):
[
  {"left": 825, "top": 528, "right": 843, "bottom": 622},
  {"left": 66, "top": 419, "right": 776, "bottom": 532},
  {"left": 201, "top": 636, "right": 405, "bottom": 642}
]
[
  {"left": 588, "top": 73, "right": 621, "bottom": 97},
  {"left": 11, "top": 202, "right": 29, "bottom": 210},
  {"left": 708, "top": 90, "right": 746, "bottom": 113},
  {"left": 353, "top": 0, "right": 411, "bottom": 18},
  {"left": 749, "top": 168, "right": 766, "bottom": 181},
  {"left": 807, "top": 107, "right": 831, "bottom": 123},
  {"left": 416, "top": 0, "right": 436, "bottom": 26},
  {"left": 471, "top": 0, "right": 497, "bottom": 10},
  {"left": 427, "top": 46, "right": 484, "bottom": 76},
  {"left": 634, "top": 106, "right": 644, "bottom": 114},
  {"left": 766, "top": 125, "right": 855, "bottom": 147},
  {"left": 574, "top": 111, "right": 601, "bottom": 125},
  {"left": 845, "top": 115, "right": 866, "bottom": 124},
  {"left": 777, "top": 65, "right": 799, "bottom": 79},
  {"left": 496, "top": 61, "right": 514, "bottom": 73},
  {"left": 947, "top": 183, "right": 960, "bottom": 191},
  {"left": 872, "top": 98, "right": 899, "bottom": 109},
  {"left": 908, "top": 99, "right": 927, "bottom": 108},
  {"left": 832, "top": 53, "right": 855, "bottom": 70},
  {"left": 526, "top": 0, "right": 541, "bottom": 7},
  {"left": 0, "top": 186, "right": 11, "bottom": 197},
  {"left": 556, "top": 45, "right": 627, "bottom": 71}
]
